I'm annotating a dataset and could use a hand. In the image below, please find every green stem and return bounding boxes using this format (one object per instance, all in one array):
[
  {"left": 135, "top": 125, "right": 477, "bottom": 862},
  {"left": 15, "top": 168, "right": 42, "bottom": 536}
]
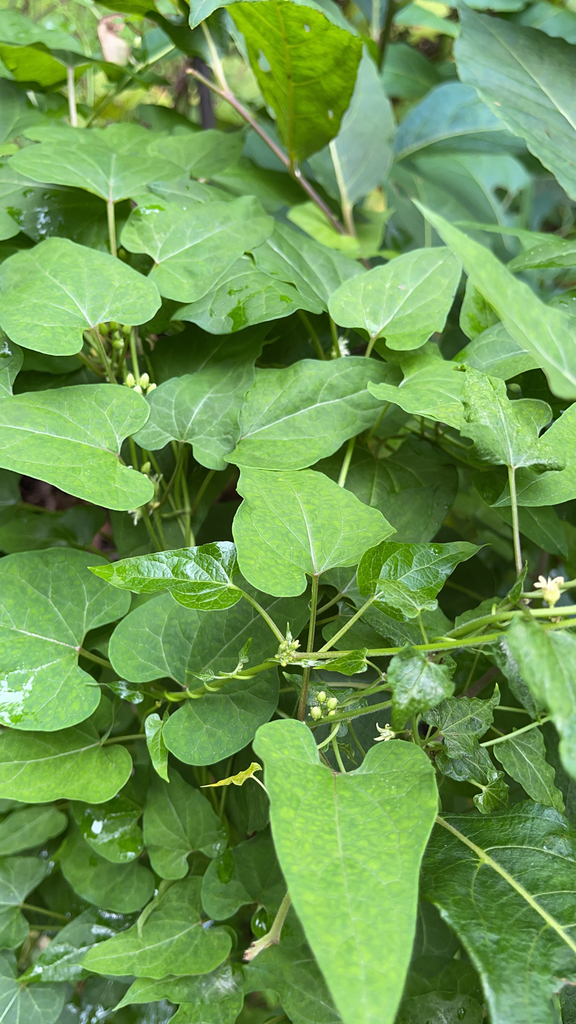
[
  {"left": 378, "top": 0, "right": 396, "bottom": 70},
  {"left": 240, "top": 591, "right": 285, "bottom": 644},
  {"left": 244, "top": 891, "right": 292, "bottom": 962},
  {"left": 78, "top": 648, "right": 112, "bottom": 669},
  {"left": 447, "top": 604, "right": 576, "bottom": 640},
  {"left": 481, "top": 717, "right": 550, "bottom": 747},
  {"left": 20, "top": 903, "right": 69, "bottom": 922},
  {"left": 435, "top": 815, "right": 576, "bottom": 957},
  {"left": 338, "top": 436, "right": 356, "bottom": 487},
  {"left": 298, "top": 575, "right": 320, "bottom": 721},
  {"left": 102, "top": 734, "right": 146, "bottom": 746},
  {"left": 190, "top": 468, "right": 216, "bottom": 518},
  {"left": 329, "top": 318, "right": 340, "bottom": 358},
  {"left": 318, "top": 596, "right": 375, "bottom": 653},
  {"left": 91, "top": 329, "right": 116, "bottom": 384},
  {"left": 417, "top": 610, "right": 429, "bottom": 643},
  {"left": 129, "top": 329, "right": 140, "bottom": 382},
  {"left": 107, "top": 198, "right": 117, "bottom": 258},
  {"left": 309, "top": 698, "right": 393, "bottom": 728},
  {"left": 298, "top": 310, "right": 325, "bottom": 360},
  {"left": 508, "top": 464, "right": 523, "bottom": 578},
  {"left": 332, "top": 735, "right": 347, "bottom": 772},
  {"left": 317, "top": 723, "right": 340, "bottom": 750},
  {"left": 365, "top": 334, "right": 378, "bottom": 358},
  {"left": 66, "top": 66, "right": 77, "bottom": 127}
]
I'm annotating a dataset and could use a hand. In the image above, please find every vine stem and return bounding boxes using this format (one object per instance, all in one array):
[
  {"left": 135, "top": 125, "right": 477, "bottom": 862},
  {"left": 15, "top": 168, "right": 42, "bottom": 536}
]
[
  {"left": 508, "top": 464, "right": 523, "bottom": 578},
  {"left": 66, "top": 66, "right": 77, "bottom": 127},
  {"left": 20, "top": 903, "right": 69, "bottom": 922},
  {"left": 318, "top": 595, "right": 375, "bottom": 653},
  {"left": 78, "top": 648, "right": 112, "bottom": 669},
  {"left": 298, "top": 575, "right": 320, "bottom": 721},
  {"left": 102, "top": 734, "right": 146, "bottom": 746},
  {"left": 244, "top": 892, "right": 292, "bottom": 962},
  {"left": 107, "top": 198, "right": 117, "bottom": 258},
  {"left": 435, "top": 815, "right": 576, "bottom": 957},
  {"left": 240, "top": 591, "right": 285, "bottom": 644},
  {"left": 338, "top": 436, "right": 356, "bottom": 487},
  {"left": 481, "top": 716, "right": 550, "bottom": 747},
  {"left": 186, "top": 63, "right": 347, "bottom": 238},
  {"left": 446, "top": 603, "right": 576, "bottom": 640}
]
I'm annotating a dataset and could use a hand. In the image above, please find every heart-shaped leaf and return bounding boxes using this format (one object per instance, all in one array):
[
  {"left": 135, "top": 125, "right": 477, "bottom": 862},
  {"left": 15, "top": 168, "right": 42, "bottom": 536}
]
[
  {"left": 121, "top": 197, "right": 273, "bottom": 303},
  {"left": 201, "top": 830, "right": 284, "bottom": 920},
  {"left": 0, "top": 385, "right": 154, "bottom": 510},
  {"left": 147, "top": 129, "right": 243, "bottom": 178},
  {"left": 367, "top": 359, "right": 467, "bottom": 428},
  {"left": 0, "top": 237, "right": 161, "bottom": 355},
  {"left": 387, "top": 647, "right": 455, "bottom": 730},
  {"left": 83, "top": 876, "right": 231, "bottom": 978},
  {"left": 255, "top": 720, "right": 438, "bottom": 1024},
  {"left": 143, "top": 769, "right": 226, "bottom": 878},
  {"left": 0, "top": 951, "right": 64, "bottom": 1023},
  {"left": 233, "top": 468, "right": 394, "bottom": 596},
  {"left": 0, "top": 722, "right": 133, "bottom": 803},
  {"left": 357, "top": 540, "right": 478, "bottom": 621},
  {"left": 461, "top": 370, "right": 556, "bottom": 469},
  {"left": 61, "top": 830, "right": 154, "bottom": 913},
  {"left": 115, "top": 963, "right": 244, "bottom": 1020},
  {"left": 329, "top": 248, "right": 461, "bottom": 350},
  {"left": 91, "top": 542, "right": 242, "bottom": 612},
  {"left": 71, "top": 795, "right": 143, "bottom": 864},
  {"left": 0, "top": 857, "right": 47, "bottom": 950},
  {"left": 0, "top": 804, "right": 67, "bottom": 856},
  {"left": 228, "top": 358, "right": 395, "bottom": 470}
]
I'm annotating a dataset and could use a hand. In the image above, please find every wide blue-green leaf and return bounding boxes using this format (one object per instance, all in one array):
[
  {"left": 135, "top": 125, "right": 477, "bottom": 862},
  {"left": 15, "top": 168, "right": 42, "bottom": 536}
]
[
  {"left": 61, "top": 830, "right": 154, "bottom": 913},
  {"left": 255, "top": 720, "right": 437, "bottom": 1024},
  {"left": 457, "top": 323, "right": 538, "bottom": 380},
  {"left": 0, "top": 549, "right": 130, "bottom": 730},
  {"left": 91, "top": 542, "right": 241, "bottom": 612},
  {"left": 415, "top": 204, "right": 576, "bottom": 400},
  {"left": 0, "top": 722, "right": 133, "bottom": 803},
  {"left": 357, "top": 540, "right": 478, "bottom": 621},
  {"left": 83, "top": 876, "right": 231, "bottom": 978},
  {"left": 387, "top": 647, "right": 455, "bottom": 730},
  {"left": 121, "top": 197, "right": 273, "bottom": 304},
  {"left": 201, "top": 830, "right": 284, "bottom": 921},
  {"left": 229, "top": 2, "right": 362, "bottom": 164},
  {"left": 328, "top": 248, "right": 461, "bottom": 350},
  {"left": 0, "top": 803, "right": 67, "bottom": 856},
  {"left": 115, "top": 963, "right": 244, "bottom": 1020},
  {"left": 72, "top": 795, "right": 143, "bottom": 864},
  {"left": 0, "top": 857, "right": 47, "bottom": 950},
  {"left": 143, "top": 769, "right": 226, "bottom": 878},
  {"left": 0, "top": 385, "right": 153, "bottom": 510},
  {"left": 233, "top": 468, "right": 394, "bottom": 596},
  {"left": 0, "top": 237, "right": 161, "bottom": 355},
  {"left": 460, "top": 370, "right": 555, "bottom": 470},
  {"left": 228, "top": 358, "right": 395, "bottom": 470},
  {"left": 0, "top": 951, "right": 64, "bottom": 1023},
  {"left": 147, "top": 129, "right": 243, "bottom": 178},
  {"left": 368, "top": 356, "right": 467, "bottom": 429}
]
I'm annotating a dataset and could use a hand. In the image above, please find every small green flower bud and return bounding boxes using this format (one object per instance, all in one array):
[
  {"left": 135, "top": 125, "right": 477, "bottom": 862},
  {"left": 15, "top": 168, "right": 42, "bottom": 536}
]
[
  {"left": 109, "top": 322, "right": 120, "bottom": 331},
  {"left": 140, "top": 461, "right": 151, "bottom": 475},
  {"left": 99, "top": 323, "right": 109, "bottom": 337},
  {"left": 328, "top": 709, "right": 336, "bottom": 716},
  {"left": 122, "top": 324, "right": 132, "bottom": 336},
  {"left": 133, "top": 384, "right": 143, "bottom": 394},
  {"left": 125, "top": 373, "right": 136, "bottom": 388},
  {"left": 310, "top": 706, "right": 322, "bottom": 721},
  {"left": 139, "top": 373, "right": 150, "bottom": 389},
  {"left": 317, "top": 691, "right": 327, "bottom": 703},
  {"left": 147, "top": 382, "right": 157, "bottom": 392},
  {"left": 112, "top": 337, "right": 124, "bottom": 350},
  {"left": 326, "top": 697, "right": 338, "bottom": 710},
  {"left": 89, "top": 347, "right": 98, "bottom": 358}
]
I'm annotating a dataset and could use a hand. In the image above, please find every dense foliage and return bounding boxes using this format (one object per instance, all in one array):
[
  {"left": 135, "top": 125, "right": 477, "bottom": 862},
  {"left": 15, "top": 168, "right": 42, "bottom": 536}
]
[{"left": 0, "top": 0, "right": 576, "bottom": 1020}]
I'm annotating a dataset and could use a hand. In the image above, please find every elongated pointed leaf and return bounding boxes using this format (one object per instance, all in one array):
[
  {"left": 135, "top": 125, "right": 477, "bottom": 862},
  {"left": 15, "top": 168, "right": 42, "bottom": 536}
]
[
  {"left": 234, "top": 468, "right": 394, "bottom": 596},
  {"left": 368, "top": 361, "right": 466, "bottom": 428},
  {"left": 0, "top": 385, "right": 153, "bottom": 510},
  {"left": 492, "top": 727, "right": 564, "bottom": 811},
  {"left": 254, "top": 720, "right": 437, "bottom": 1024},
  {"left": 0, "top": 549, "right": 130, "bottom": 730},
  {"left": 457, "top": 323, "right": 538, "bottom": 380},
  {"left": 423, "top": 805, "right": 576, "bottom": 1024},
  {"left": 143, "top": 769, "right": 226, "bottom": 879},
  {"left": 328, "top": 248, "right": 461, "bottom": 350},
  {"left": 0, "top": 804, "right": 67, "bottom": 856},
  {"left": 0, "top": 722, "right": 133, "bottom": 803},
  {"left": 91, "top": 542, "right": 241, "bottom": 612},
  {"left": 357, "top": 540, "right": 478, "bottom": 621},
  {"left": 455, "top": 9, "right": 576, "bottom": 202},
  {"left": 83, "top": 876, "right": 231, "bottom": 978},
  {"left": 230, "top": 2, "right": 362, "bottom": 164},
  {"left": 229, "top": 358, "right": 395, "bottom": 470},
  {"left": 0, "top": 237, "right": 161, "bottom": 355},
  {"left": 147, "top": 130, "right": 243, "bottom": 178},
  {"left": 121, "top": 198, "right": 273, "bottom": 303},
  {"left": 416, "top": 205, "right": 576, "bottom": 400}
]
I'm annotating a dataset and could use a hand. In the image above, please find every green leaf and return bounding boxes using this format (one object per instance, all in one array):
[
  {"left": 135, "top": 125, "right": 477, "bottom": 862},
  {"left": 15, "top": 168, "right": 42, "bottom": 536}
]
[
  {"left": 494, "top": 403, "right": 576, "bottom": 507},
  {"left": 177, "top": 255, "right": 317, "bottom": 334},
  {"left": 455, "top": 8, "right": 576, "bottom": 202},
  {"left": 381, "top": 43, "right": 442, "bottom": 101},
  {"left": 72, "top": 795, "right": 144, "bottom": 864},
  {"left": 91, "top": 542, "right": 242, "bottom": 612},
  {"left": 121, "top": 198, "right": 273, "bottom": 303},
  {"left": 83, "top": 876, "right": 232, "bottom": 978},
  {"left": 0, "top": 385, "right": 154, "bottom": 510},
  {"left": 415, "top": 205, "right": 576, "bottom": 400},
  {"left": 0, "top": 336, "right": 21, "bottom": 397},
  {"left": 145, "top": 714, "right": 170, "bottom": 783},
  {"left": 133, "top": 333, "right": 265, "bottom": 469},
  {"left": 387, "top": 647, "right": 455, "bottom": 731},
  {"left": 147, "top": 129, "right": 243, "bottom": 178},
  {"left": 252, "top": 222, "right": 362, "bottom": 311},
  {"left": 115, "top": 963, "right": 244, "bottom": 1022},
  {"left": 143, "top": 769, "right": 226, "bottom": 879},
  {"left": 0, "top": 237, "right": 161, "bottom": 355},
  {"left": 367, "top": 358, "right": 467, "bottom": 428},
  {"left": 423, "top": 805, "right": 576, "bottom": 1024},
  {"left": 201, "top": 830, "right": 284, "bottom": 920},
  {"left": 233, "top": 468, "right": 394, "bottom": 596},
  {"left": 0, "top": 721, "right": 133, "bottom": 803},
  {"left": 423, "top": 689, "right": 500, "bottom": 753},
  {"left": 229, "top": 2, "right": 362, "bottom": 164},
  {"left": 492, "top": 727, "right": 564, "bottom": 811},
  {"left": 60, "top": 830, "right": 154, "bottom": 913},
  {"left": 109, "top": 587, "right": 309, "bottom": 765},
  {"left": 0, "top": 505, "right": 107, "bottom": 557},
  {"left": 254, "top": 720, "right": 438, "bottom": 1024},
  {"left": 508, "top": 236, "right": 576, "bottom": 271},
  {"left": 0, "top": 951, "right": 64, "bottom": 1023},
  {"left": 228, "top": 358, "right": 395, "bottom": 470},
  {"left": 245, "top": 930, "right": 342, "bottom": 1024},
  {"left": 436, "top": 743, "right": 509, "bottom": 814},
  {"left": 0, "top": 857, "right": 46, "bottom": 949},
  {"left": 505, "top": 618, "right": 576, "bottom": 780},
  {"left": 318, "top": 436, "right": 458, "bottom": 543},
  {"left": 0, "top": 549, "right": 130, "bottom": 731},
  {"left": 328, "top": 248, "right": 461, "bottom": 350},
  {"left": 357, "top": 540, "right": 478, "bottom": 621},
  {"left": 0, "top": 803, "right": 67, "bottom": 856},
  {"left": 457, "top": 323, "right": 538, "bottom": 380},
  {"left": 460, "top": 370, "right": 555, "bottom": 469},
  {"left": 22, "top": 906, "right": 136, "bottom": 983},
  {"left": 459, "top": 279, "right": 499, "bottom": 340},
  {"left": 9, "top": 128, "right": 175, "bottom": 203}
]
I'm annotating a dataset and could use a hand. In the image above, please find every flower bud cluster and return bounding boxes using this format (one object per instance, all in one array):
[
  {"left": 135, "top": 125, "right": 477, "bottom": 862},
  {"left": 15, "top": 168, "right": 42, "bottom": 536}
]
[{"left": 310, "top": 691, "right": 339, "bottom": 721}]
